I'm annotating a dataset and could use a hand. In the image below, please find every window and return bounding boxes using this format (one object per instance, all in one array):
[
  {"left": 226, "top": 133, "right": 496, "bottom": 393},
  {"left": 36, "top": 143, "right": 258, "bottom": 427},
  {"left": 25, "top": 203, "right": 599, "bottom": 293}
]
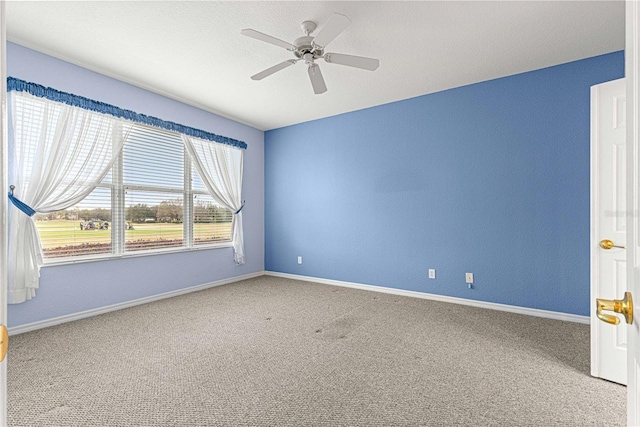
[
  {"left": 8, "top": 78, "right": 246, "bottom": 303},
  {"left": 35, "top": 122, "right": 234, "bottom": 260},
  {"left": 36, "top": 187, "right": 113, "bottom": 258}
]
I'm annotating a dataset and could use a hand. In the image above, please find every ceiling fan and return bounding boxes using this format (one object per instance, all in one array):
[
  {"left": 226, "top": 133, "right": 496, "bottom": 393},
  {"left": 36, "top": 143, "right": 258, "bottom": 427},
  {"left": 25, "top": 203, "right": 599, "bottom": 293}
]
[{"left": 241, "top": 13, "right": 380, "bottom": 95}]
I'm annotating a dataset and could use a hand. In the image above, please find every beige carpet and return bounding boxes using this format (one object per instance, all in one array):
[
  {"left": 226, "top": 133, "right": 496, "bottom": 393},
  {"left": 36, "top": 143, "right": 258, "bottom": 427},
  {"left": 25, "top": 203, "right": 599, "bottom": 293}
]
[{"left": 8, "top": 275, "right": 626, "bottom": 426}]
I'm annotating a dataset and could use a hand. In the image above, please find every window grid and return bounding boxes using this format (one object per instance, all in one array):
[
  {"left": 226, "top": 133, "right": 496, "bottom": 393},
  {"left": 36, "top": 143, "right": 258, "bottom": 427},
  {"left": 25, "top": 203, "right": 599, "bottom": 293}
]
[
  {"left": 184, "top": 146, "right": 193, "bottom": 248},
  {"left": 32, "top": 122, "right": 233, "bottom": 263}
]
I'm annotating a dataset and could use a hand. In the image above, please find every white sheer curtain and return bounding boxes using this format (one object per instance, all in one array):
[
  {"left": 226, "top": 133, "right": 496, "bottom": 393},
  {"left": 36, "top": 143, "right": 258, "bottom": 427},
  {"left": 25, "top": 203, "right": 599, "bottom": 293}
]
[
  {"left": 8, "top": 91, "right": 130, "bottom": 303},
  {"left": 182, "top": 135, "right": 245, "bottom": 264}
]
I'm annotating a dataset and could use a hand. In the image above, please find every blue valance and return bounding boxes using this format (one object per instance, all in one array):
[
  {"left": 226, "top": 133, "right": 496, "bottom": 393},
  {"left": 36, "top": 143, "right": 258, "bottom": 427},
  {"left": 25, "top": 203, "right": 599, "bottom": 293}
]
[{"left": 7, "top": 77, "right": 247, "bottom": 150}]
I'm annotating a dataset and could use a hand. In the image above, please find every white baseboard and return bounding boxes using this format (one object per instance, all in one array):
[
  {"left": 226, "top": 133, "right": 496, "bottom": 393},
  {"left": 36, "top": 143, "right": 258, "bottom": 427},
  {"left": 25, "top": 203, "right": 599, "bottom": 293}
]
[
  {"left": 265, "top": 271, "right": 590, "bottom": 324},
  {"left": 8, "top": 271, "right": 265, "bottom": 336},
  {"left": 10, "top": 270, "right": 589, "bottom": 336}
]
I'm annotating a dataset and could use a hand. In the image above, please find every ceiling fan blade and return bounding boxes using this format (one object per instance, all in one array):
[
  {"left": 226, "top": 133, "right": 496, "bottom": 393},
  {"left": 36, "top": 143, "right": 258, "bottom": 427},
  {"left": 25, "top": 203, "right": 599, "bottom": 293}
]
[
  {"left": 324, "top": 53, "right": 379, "bottom": 71},
  {"left": 241, "top": 29, "right": 296, "bottom": 51},
  {"left": 251, "top": 60, "right": 297, "bottom": 81},
  {"left": 307, "top": 64, "right": 327, "bottom": 94},
  {"left": 312, "top": 13, "right": 351, "bottom": 49}
]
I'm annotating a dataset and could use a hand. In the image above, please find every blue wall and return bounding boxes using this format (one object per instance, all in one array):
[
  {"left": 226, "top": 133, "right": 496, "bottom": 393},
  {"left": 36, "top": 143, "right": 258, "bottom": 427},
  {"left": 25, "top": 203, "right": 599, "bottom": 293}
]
[
  {"left": 7, "top": 43, "right": 265, "bottom": 328},
  {"left": 265, "top": 51, "right": 624, "bottom": 316}
]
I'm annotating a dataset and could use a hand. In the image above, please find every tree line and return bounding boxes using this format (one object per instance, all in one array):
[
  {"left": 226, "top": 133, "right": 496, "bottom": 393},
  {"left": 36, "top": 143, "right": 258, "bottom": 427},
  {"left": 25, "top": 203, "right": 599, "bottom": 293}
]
[{"left": 35, "top": 199, "right": 232, "bottom": 224}]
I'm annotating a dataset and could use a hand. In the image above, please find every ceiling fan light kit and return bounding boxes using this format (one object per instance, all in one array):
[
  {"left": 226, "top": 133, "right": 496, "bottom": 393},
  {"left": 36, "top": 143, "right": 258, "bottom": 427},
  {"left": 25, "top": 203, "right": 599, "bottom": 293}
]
[{"left": 241, "top": 13, "right": 380, "bottom": 94}]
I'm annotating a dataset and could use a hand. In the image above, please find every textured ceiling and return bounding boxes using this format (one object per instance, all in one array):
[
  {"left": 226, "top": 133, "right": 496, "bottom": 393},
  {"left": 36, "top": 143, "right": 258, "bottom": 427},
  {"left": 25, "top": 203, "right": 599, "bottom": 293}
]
[{"left": 6, "top": 1, "right": 625, "bottom": 131}]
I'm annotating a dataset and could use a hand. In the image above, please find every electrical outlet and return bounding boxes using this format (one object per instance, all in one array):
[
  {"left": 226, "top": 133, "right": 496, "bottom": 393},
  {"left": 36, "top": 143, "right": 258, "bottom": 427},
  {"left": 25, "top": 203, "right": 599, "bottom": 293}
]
[
  {"left": 297, "top": 256, "right": 302, "bottom": 265},
  {"left": 465, "top": 272, "right": 474, "bottom": 284},
  {"left": 428, "top": 269, "right": 436, "bottom": 279}
]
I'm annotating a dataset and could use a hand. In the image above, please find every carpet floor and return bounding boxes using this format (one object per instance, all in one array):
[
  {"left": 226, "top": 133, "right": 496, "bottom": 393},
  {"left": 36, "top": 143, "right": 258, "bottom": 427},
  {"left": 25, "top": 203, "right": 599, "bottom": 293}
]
[{"left": 7, "top": 275, "right": 626, "bottom": 426}]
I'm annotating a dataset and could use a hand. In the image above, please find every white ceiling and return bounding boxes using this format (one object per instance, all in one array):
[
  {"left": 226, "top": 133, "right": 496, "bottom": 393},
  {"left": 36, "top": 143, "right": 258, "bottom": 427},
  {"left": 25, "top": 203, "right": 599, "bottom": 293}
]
[{"left": 6, "top": 1, "right": 625, "bottom": 131}]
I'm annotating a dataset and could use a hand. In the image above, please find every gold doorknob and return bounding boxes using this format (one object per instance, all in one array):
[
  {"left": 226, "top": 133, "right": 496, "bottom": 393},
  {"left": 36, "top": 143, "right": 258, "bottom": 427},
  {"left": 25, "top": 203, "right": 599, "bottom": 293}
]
[
  {"left": 0, "top": 325, "right": 8, "bottom": 362},
  {"left": 596, "top": 292, "right": 634, "bottom": 325},
  {"left": 600, "top": 239, "right": 626, "bottom": 250}
]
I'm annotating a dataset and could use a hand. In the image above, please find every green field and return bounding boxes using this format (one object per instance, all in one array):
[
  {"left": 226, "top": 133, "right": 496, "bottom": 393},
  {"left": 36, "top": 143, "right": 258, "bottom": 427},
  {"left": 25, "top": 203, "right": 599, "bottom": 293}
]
[{"left": 35, "top": 219, "right": 232, "bottom": 256}]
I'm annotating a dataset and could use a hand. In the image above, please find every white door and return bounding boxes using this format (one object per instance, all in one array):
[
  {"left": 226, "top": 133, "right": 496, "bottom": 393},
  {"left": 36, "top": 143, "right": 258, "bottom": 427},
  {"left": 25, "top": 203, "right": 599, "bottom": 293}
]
[
  {"left": 0, "top": 1, "right": 8, "bottom": 425},
  {"left": 626, "top": 1, "right": 640, "bottom": 423},
  {"left": 591, "top": 78, "right": 627, "bottom": 385},
  {"left": 596, "top": 3, "right": 640, "bottom": 421}
]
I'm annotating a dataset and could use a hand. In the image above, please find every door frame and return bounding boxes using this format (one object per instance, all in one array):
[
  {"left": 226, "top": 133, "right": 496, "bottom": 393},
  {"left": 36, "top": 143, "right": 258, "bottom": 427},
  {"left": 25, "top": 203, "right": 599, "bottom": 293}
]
[
  {"left": 0, "top": 0, "right": 9, "bottom": 425},
  {"left": 590, "top": 83, "right": 601, "bottom": 379},
  {"left": 626, "top": 0, "right": 640, "bottom": 423}
]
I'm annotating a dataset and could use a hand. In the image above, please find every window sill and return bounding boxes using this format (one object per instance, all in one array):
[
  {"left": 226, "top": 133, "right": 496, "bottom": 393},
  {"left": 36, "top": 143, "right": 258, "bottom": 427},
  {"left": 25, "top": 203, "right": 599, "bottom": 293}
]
[{"left": 42, "top": 241, "right": 233, "bottom": 267}]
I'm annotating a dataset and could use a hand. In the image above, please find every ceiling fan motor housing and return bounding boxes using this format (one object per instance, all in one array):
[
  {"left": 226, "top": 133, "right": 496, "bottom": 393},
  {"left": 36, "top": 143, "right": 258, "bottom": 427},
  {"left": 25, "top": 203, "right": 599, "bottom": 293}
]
[{"left": 293, "top": 36, "right": 323, "bottom": 60}]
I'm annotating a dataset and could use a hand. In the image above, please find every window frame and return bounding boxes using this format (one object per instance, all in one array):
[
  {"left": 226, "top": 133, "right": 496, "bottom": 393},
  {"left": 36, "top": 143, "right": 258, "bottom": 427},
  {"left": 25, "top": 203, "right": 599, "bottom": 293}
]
[{"left": 41, "top": 123, "right": 233, "bottom": 266}]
